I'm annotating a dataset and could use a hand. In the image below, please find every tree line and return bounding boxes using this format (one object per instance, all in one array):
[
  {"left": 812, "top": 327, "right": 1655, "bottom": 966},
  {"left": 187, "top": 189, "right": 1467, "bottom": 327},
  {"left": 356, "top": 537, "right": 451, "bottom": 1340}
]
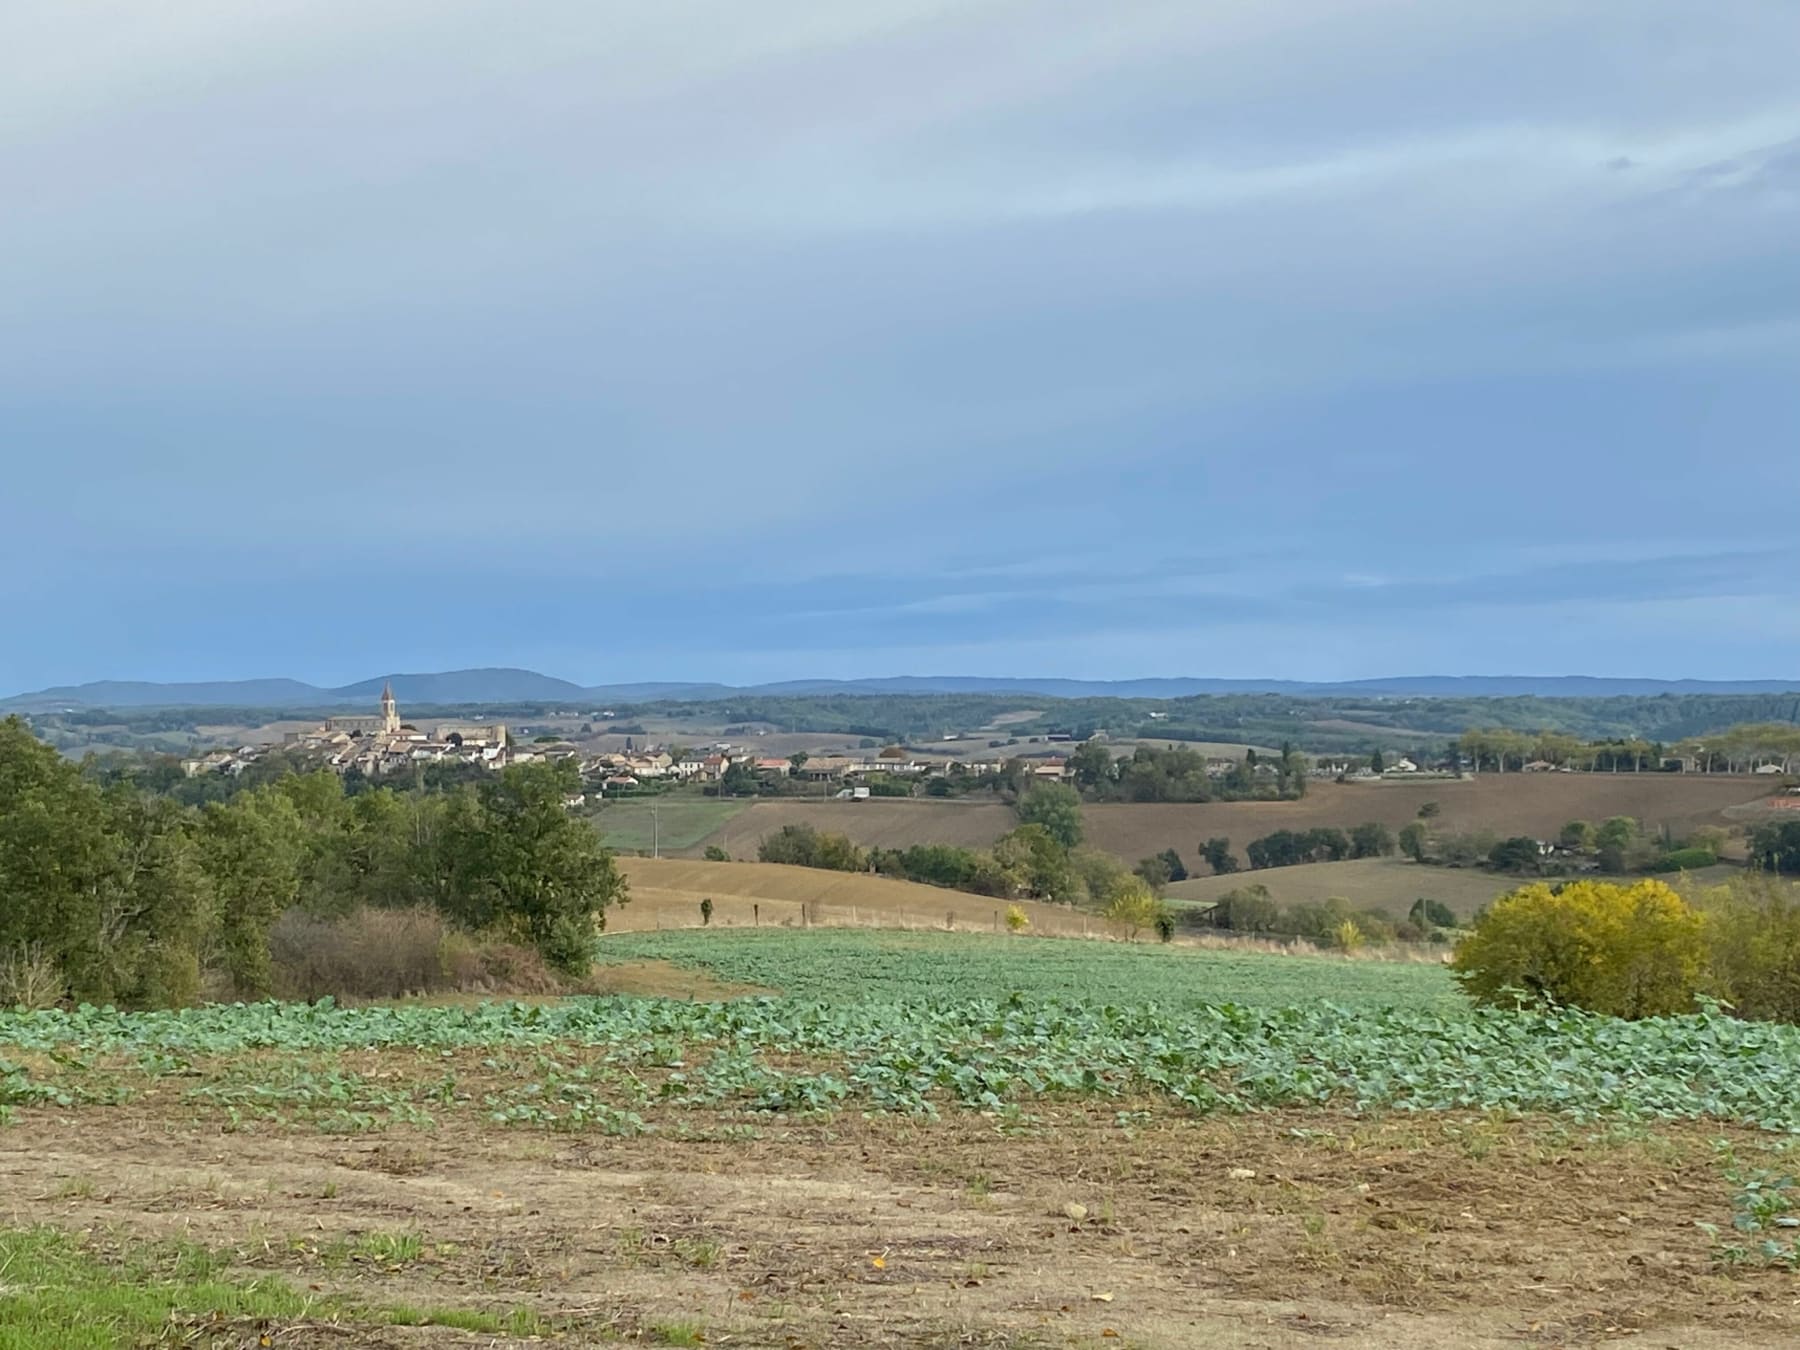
[
  {"left": 0, "top": 717, "right": 625, "bottom": 1008},
  {"left": 1063, "top": 743, "right": 1307, "bottom": 803}
]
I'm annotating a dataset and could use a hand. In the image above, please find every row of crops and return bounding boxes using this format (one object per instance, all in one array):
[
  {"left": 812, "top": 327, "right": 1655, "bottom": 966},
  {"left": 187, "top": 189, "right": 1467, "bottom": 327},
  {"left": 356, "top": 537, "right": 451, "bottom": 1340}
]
[
  {"left": 596, "top": 929, "right": 1464, "bottom": 1011},
  {"left": 6, "top": 993, "right": 1800, "bottom": 1129}
]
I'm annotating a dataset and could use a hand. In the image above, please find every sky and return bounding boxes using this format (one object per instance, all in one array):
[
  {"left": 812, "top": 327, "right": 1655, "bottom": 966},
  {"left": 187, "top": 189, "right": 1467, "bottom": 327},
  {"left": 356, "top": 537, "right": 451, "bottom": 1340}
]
[{"left": 5, "top": 0, "right": 1799, "bottom": 693}]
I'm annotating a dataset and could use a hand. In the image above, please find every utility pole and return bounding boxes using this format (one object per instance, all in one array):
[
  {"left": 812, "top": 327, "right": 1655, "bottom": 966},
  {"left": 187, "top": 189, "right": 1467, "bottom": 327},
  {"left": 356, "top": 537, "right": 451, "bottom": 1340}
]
[{"left": 652, "top": 801, "right": 660, "bottom": 859}]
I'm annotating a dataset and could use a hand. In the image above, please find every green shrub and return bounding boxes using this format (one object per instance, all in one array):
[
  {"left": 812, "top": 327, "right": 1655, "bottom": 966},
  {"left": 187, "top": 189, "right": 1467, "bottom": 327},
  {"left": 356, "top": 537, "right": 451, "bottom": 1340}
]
[
  {"left": 1213, "top": 883, "right": 1279, "bottom": 933},
  {"left": 1646, "top": 847, "right": 1717, "bottom": 873},
  {"left": 1451, "top": 879, "right": 1708, "bottom": 1018},
  {"left": 1409, "top": 898, "right": 1457, "bottom": 930},
  {"left": 1488, "top": 836, "right": 1543, "bottom": 874},
  {"left": 1697, "top": 876, "right": 1800, "bottom": 1024}
]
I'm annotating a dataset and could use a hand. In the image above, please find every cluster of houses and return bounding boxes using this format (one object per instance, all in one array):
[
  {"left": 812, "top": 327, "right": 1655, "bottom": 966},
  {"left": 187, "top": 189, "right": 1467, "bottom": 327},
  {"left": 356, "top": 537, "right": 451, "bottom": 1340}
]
[{"left": 183, "top": 684, "right": 516, "bottom": 780}]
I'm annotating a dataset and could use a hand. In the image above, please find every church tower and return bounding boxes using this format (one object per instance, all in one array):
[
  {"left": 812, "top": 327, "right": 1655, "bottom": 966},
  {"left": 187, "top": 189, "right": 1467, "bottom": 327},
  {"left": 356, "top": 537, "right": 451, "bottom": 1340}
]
[{"left": 380, "top": 680, "right": 400, "bottom": 735}]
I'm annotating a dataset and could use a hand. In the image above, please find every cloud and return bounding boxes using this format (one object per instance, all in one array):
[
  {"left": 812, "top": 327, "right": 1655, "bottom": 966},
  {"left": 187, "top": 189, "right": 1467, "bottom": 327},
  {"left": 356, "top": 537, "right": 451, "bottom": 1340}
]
[{"left": 2, "top": 1, "right": 1799, "bottom": 689}]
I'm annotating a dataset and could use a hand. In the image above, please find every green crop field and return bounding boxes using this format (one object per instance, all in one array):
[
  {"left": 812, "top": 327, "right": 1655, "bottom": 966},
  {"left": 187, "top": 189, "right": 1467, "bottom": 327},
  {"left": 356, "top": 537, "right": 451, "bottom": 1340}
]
[
  {"left": 588, "top": 795, "right": 751, "bottom": 854},
  {"left": 10, "top": 932, "right": 1800, "bottom": 1346},
  {"left": 6, "top": 977, "right": 1800, "bottom": 1128},
  {"left": 599, "top": 928, "right": 1462, "bottom": 1011}
]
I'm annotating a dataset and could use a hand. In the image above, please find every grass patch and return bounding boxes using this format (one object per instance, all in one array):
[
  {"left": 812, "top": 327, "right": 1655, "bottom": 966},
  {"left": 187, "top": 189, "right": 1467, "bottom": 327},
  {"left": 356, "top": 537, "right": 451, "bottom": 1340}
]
[
  {"left": 0, "top": 1228, "right": 542, "bottom": 1350},
  {"left": 0, "top": 1228, "right": 313, "bottom": 1350}
]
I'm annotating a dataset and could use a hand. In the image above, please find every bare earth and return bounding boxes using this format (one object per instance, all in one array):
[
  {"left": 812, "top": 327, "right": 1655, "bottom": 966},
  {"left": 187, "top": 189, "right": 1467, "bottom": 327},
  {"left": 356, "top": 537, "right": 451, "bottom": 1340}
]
[{"left": 5, "top": 1095, "right": 1795, "bottom": 1348}]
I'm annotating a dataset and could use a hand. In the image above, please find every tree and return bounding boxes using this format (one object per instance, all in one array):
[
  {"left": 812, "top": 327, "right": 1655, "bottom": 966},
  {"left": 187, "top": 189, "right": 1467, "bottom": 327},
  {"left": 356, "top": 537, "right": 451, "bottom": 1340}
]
[
  {"left": 1157, "top": 847, "right": 1188, "bottom": 882},
  {"left": 1067, "top": 741, "right": 1114, "bottom": 793},
  {"left": 1595, "top": 816, "right": 1638, "bottom": 852},
  {"left": 1154, "top": 911, "right": 1176, "bottom": 943},
  {"left": 1350, "top": 822, "right": 1396, "bottom": 859},
  {"left": 702, "top": 845, "right": 729, "bottom": 862},
  {"left": 438, "top": 760, "right": 627, "bottom": 973},
  {"left": 1370, "top": 748, "right": 1386, "bottom": 774},
  {"left": 1397, "top": 822, "right": 1428, "bottom": 862},
  {"left": 1751, "top": 820, "right": 1800, "bottom": 875},
  {"left": 197, "top": 788, "right": 306, "bottom": 997},
  {"left": 1103, "top": 879, "right": 1165, "bottom": 941},
  {"left": 757, "top": 823, "right": 865, "bottom": 872},
  {"left": 1304, "top": 827, "right": 1351, "bottom": 862},
  {"left": 787, "top": 752, "right": 809, "bottom": 775},
  {"left": 720, "top": 760, "right": 757, "bottom": 797},
  {"left": 994, "top": 825, "right": 1077, "bottom": 902},
  {"left": 699, "top": 896, "right": 713, "bottom": 926},
  {"left": 1016, "top": 782, "right": 1083, "bottom": 850},
  {"left": 1559, "top": 820, "right": 1594, "bottom": 851},
  {"left": 0, "top": 717, "right": 119, "bottom": 1000},
  {"left": 1069, "top": 847, "right": 1133, "bottom": 909},
  {"left": 1133, "top": 854, "right": 1173, "bottom": 889},
  {"left": 1451, "top": 879, "right": 1707, "bottom": 1018},
  {"left": 1488, "top": 835, "right": 1542, "bottom": 875},
  {"left": 1409, "top": 897, "right": 1457, "bottom": 930},
  {"left": 1201, "top": 837, "right": 1238, "bottom": 875}
]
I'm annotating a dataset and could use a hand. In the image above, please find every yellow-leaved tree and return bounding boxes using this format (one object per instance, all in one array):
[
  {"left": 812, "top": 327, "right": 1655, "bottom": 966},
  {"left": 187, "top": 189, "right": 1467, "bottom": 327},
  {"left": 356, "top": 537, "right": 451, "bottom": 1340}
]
[
  {"left": 1451, "top": 878, "right": 1707, "bottom": 1018},
  {"left": 1102, "top": 879, "right": 1166, "bottom": 943}
]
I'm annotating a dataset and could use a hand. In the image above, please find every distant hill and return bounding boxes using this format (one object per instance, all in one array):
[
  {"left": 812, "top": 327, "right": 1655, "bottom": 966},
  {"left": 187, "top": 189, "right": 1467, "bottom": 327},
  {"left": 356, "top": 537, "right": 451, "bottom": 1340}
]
[
  {"left": 334, "top": 668, "right": 591, "bottom": 704},
  {"left": 6, "top": 669, "right": 1799, "bottom": 711}
]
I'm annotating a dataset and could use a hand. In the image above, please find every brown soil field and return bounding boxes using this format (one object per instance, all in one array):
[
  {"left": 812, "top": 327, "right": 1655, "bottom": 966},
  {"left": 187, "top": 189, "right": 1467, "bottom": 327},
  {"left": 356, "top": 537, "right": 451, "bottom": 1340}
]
[
  {"left": 695, "top": 777, "right": 1772, "bottom": 872},
  {"left": 1084, "top": 776, "right": 1769, "bottom": 872},
  {"left": 1161, "top": 857, "right": 1741, "bottom": 921},
  {"left": 5, "top": 1092, "right": 1795, "bottom": 1348},
  {"left": 613, "top": 856, "right": 1102, "bottom": 938}
]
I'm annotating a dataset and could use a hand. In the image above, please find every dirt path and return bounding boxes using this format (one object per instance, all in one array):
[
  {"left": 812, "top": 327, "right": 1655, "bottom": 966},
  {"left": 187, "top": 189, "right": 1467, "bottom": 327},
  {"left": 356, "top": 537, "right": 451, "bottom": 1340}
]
[{"left": 4, "top": 1100, "right": 1794, "bottom": 1348}]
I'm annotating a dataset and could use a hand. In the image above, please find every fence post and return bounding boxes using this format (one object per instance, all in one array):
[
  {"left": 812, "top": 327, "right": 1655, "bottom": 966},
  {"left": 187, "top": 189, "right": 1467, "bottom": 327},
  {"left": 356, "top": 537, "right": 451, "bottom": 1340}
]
[{"left": 753, "top": 903, "right": 759, "bottom": 927}]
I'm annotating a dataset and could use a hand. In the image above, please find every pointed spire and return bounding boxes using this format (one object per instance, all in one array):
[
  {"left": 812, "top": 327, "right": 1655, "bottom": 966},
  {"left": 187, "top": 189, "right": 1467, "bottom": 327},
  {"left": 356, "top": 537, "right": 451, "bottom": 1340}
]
[{"left": 381, "top": 680, "right": 395, "bottom": 703}]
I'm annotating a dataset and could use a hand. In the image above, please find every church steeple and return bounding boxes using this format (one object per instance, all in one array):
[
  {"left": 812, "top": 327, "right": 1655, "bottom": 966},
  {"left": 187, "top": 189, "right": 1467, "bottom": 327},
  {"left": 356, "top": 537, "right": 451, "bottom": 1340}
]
[{"left": 380, "top": 680, "right": 400, "bottom": 735}]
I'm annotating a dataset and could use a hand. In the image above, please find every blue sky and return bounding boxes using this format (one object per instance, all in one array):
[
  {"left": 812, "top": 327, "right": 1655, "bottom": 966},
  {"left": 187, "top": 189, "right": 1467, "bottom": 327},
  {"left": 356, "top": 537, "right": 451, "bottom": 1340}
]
[{"left": 5, "top": 1, "right": 1799, "bottom": 692}]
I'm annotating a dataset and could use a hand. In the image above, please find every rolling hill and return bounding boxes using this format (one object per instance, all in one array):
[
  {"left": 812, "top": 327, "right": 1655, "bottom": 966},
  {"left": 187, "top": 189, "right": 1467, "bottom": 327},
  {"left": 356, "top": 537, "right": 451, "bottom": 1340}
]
[
  {"left": 611, "top": 856, "right": 1100, "bottom": 936},
  {"left": 10, "top": 668, "right": 1800, "bottom": 710}
]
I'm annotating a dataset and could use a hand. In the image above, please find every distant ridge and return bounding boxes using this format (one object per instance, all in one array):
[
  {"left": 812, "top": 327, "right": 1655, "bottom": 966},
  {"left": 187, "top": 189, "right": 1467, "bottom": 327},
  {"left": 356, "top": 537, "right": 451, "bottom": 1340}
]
[{"left": 6, "top": 669, "right": 1800, "bottom": 710}]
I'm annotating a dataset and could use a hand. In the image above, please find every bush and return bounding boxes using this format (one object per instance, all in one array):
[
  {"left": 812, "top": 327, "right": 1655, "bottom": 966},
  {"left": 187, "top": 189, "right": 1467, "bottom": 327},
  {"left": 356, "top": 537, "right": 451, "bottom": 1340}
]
[
  {"left": 1646, "top": 847, "right": 1718, "bottom": 873},
  {"left": 1213, "top": 883, "right": 1279, "bottom": 933},
  {"left": 1488, "top": 836, "right": 1543, "bottom": 874},
  {"left": 1451, "top": 879, "right": 1708, "bottom": 1018},
  {"left": 271, "top": 906, "right": 565, "bottom": 1001},
  {"left": 1698, "top": 876, "right": 1800, "bottom": 1023},
  {"left": 1397, "top": 823, "right": 1428, "bottom": 862},
  {"left": 1004, "top": 904, "right": 1029, "bottom": 933},
  {"left": 1409, "top": 898, "right": 1457, "bottom": 930},
  {"left": 1436, "top": 830, "right": 1499, "bottom": 866},
  {"left": 0, "top": 942, "right": 63, "bottom": 1010},
  {"left": 270, "top": 907, "right": 456, "bottom": 1001},
  {"left": 702, "top": 845, "right": 729, "bottom": 862},
  {"left": 757, "top": 823, "right": 866, "bottom": 872}
]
